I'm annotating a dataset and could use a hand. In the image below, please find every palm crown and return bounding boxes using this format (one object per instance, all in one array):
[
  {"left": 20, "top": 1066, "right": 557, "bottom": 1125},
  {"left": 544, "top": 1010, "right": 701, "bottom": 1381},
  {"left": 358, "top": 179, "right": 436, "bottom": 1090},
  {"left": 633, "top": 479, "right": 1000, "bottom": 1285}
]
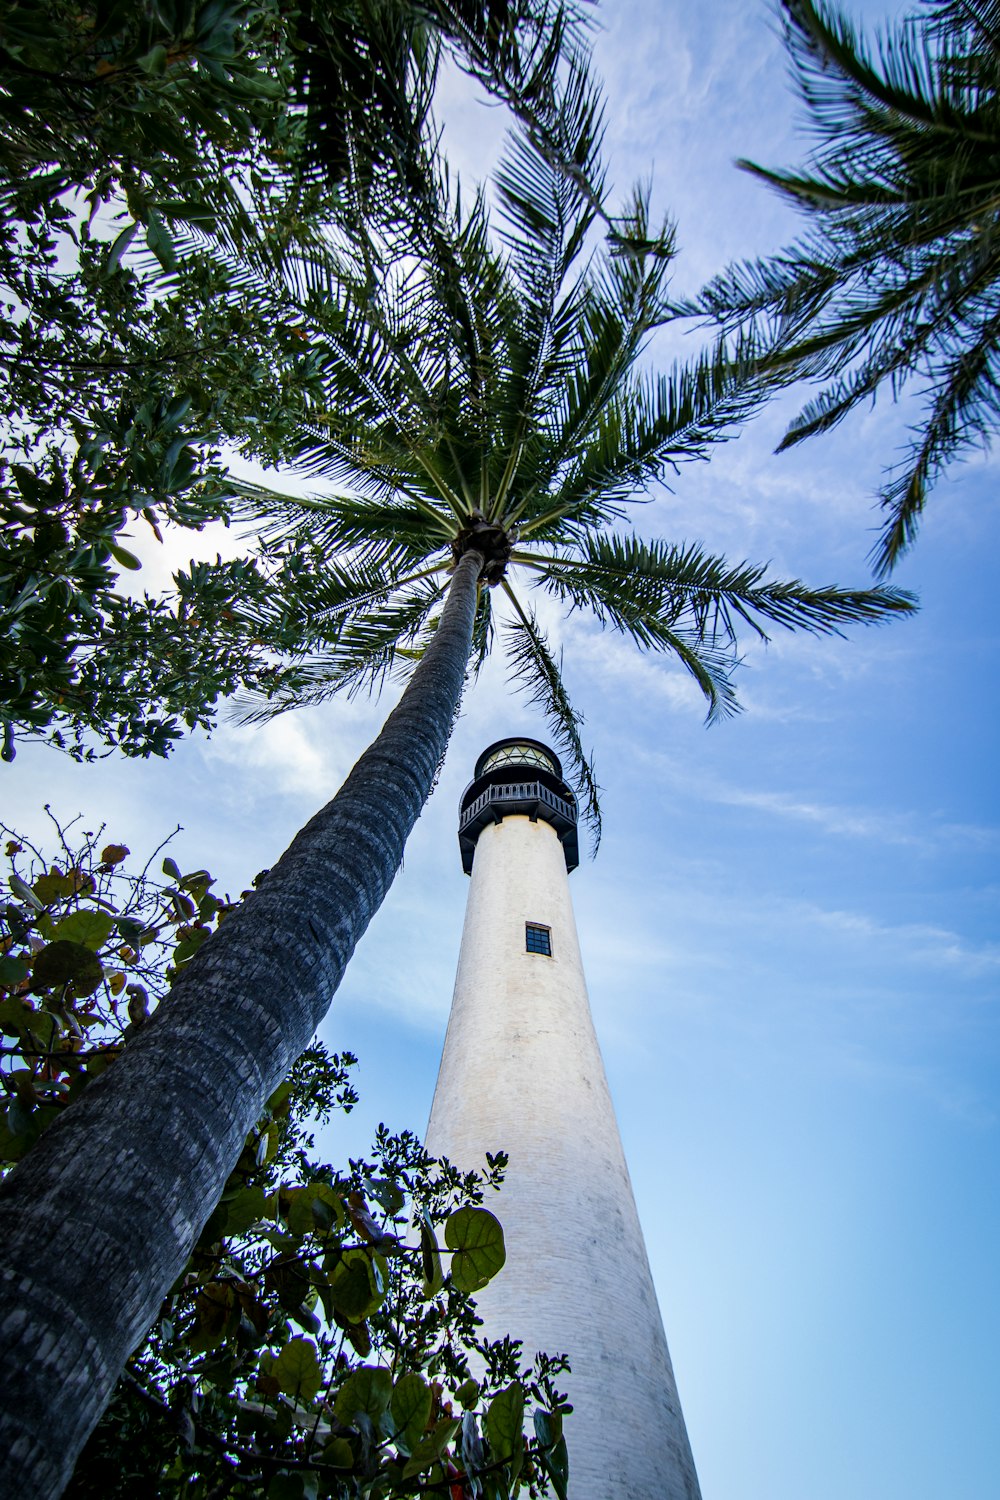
[
  {"left": 230, "top": 85, "right": 914, "bottom": 837},
  {"left": 693, "top": 0, "right": 1000, "bottom": 576}
]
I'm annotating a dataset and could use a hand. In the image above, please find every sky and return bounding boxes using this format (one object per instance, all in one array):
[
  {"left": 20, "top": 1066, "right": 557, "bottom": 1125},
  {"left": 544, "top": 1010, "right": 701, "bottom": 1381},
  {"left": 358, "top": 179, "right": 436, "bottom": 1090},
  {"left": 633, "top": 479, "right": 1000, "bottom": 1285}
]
[{"left": 5, "top": 3, "right": 1000, "bottom": 1498}]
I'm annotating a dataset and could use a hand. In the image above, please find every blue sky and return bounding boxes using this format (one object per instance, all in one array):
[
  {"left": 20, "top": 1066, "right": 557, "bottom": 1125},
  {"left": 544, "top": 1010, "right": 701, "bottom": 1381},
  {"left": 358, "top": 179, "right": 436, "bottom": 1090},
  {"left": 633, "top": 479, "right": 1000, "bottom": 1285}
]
[{"left": 5, "top": 2, "right": 999, "bottom": 1497}]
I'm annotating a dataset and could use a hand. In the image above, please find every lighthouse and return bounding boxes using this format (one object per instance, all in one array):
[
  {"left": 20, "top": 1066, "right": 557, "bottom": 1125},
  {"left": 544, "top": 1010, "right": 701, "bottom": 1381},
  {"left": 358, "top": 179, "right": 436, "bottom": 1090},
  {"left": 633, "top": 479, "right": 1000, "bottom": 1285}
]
[{"left": 425, "top": 738, "right": 701, "bottom": 1500}]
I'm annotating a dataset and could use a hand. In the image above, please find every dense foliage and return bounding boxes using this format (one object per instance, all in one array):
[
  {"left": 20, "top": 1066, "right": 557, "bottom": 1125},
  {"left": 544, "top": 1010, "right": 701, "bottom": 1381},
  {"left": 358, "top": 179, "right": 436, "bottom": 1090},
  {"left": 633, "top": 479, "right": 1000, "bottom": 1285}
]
[
  {"left": 0, "top": 0, "right": 605, "bottom": 759},
  {"left": 0, "top": 819, "right": 570, "bottom": 1498},
  {"left": 694, "top": 0, "right": 1000, "bottom": 575}
]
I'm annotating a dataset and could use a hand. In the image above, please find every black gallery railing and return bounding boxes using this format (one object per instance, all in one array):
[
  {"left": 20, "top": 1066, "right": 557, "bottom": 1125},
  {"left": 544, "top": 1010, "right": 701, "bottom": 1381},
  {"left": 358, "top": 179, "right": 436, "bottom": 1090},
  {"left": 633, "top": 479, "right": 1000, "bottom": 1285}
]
[{"left": 459, "top": 779, "right": 576, "bottom": 832}]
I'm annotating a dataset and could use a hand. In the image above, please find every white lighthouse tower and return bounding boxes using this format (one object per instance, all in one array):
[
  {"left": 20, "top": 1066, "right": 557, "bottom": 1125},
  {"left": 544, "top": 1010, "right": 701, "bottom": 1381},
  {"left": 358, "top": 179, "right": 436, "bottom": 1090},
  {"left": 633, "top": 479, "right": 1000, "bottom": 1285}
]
[{"left": 426, "top": 738, "right": 701, "bottom": 1500}]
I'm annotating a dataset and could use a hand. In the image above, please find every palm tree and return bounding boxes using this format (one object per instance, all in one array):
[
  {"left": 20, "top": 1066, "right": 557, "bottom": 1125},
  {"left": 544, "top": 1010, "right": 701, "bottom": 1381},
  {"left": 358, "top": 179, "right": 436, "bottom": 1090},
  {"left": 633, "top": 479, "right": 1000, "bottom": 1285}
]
[
  {"left": 692, "top": 0, "right": 1000, "bottom": 577},
  {"left": 0, "top": 89, "right": 916, "bottom": 1497}
]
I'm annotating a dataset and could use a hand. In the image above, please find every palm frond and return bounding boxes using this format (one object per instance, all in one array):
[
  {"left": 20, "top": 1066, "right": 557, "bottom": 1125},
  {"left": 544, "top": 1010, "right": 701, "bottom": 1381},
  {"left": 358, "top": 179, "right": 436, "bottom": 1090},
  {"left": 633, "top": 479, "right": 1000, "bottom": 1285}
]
[
  {"left": 229, "top": 482, "right": 454, "bottom": 570},
  {"left": 529, "top": 534, "right": 917, "bottom": 643},
  {"left": 234, "top": 579, "right": 445, "bottom": 723},
  {"left": 688, "top": 0, "right": 1000, "bottom": 570},
  {"left": 873, "top": 307, "right": 1000, "bottom": 574},
  {"left": 522, "top": 335, "right": 771, "bottom": 540},
  {"left": 500, "top": 584, "right": 602, "bottom": 846}
]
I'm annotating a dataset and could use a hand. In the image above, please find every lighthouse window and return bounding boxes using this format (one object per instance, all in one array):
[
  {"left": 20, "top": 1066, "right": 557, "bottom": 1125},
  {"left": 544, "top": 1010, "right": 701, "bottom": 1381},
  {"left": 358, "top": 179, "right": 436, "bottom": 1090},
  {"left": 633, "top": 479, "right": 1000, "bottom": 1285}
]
[
  {"left": 525, "top": 923, "right": 552, "bottom": 956},
  {"left": 482, "top": 744, "right": 557, "bottom": 776}
]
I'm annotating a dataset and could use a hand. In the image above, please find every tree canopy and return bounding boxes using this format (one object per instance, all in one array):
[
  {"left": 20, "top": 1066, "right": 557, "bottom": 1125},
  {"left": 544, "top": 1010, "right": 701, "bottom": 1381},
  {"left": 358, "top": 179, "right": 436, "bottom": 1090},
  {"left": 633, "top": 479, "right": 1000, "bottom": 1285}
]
[
  {"left": 0, "top": 0, "right": 606, "bottom": 758},
  {"left": 692, "top": 0, "right": 1000, "bottom": 575}
]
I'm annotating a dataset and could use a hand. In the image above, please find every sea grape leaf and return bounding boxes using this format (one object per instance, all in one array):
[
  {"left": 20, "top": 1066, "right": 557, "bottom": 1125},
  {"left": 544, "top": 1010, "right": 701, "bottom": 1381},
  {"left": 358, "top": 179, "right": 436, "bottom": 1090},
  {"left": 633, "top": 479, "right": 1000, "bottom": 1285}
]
[
  {"left": 390, "top": 1371, "right": 432, "bottom": 1453},
  {"left": 485, "top": 1385, "right": 524, "bottom": 1479},
  {"left": 273, "top": 1337, "right": 322, "bottom": 1404},
  {"left": 49, "top": 910, "right": 115, "bottom": 950},
  {"left": 445, "top": 1206, "right": 505, "bottom": 1293},
  {"left": 32, "top": 941, "right": 103, "bottom": 996},
  {"left": 333, "top": 1366, "right": 392, "bottom": 1427}
]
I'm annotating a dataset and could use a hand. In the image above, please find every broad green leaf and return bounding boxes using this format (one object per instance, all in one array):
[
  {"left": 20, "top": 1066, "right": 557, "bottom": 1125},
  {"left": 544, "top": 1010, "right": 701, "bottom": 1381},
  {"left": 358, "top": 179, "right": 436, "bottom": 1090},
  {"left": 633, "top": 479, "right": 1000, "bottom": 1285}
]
[
  {"left": 322, "top": 1436, "right": 355, "bottom": 1468},
  {"left": 10, "top": 873, "right": 43, "bottom": 910},
  {"left": 23, "top": 1009, "right": 57, "bottom": 1050},
  {"left": 326, "top": 1248, "right": 386, "bottom": 1322},
  {"left": 32, "top": 941, "right": 103, "bottom": 996},
  {"left": 284, "top": 1182, "right": 344, "bottom": 1237},
  {"left": 533, "top": 1409, "right": 562, "bottom": 1448},
  {"left": 50, "top": 911, "right": 115, "bottom": 951},
  {"left": 0, "top": 955, "right": 29, "bottom": 989},
  {"left": 400, "top": 1418, "right": 460, "bottom": 1479},
  {"left": 445, "top": 1206, "right": 506, "bottom": 1292},
  {"left": 485, "top": 1385, "right": 525, "bottom": 1479},
  {"left": 224, "top": 1185, "right": 267, "bottom": 1237},
  {"left": 137, "top": 43, "right": 168, "bottom": 75},
  {"left": 191, "top": 1282, "right": 235, "bottom": 1352},
  {"left": 162, "top": 857, "right": 182, "bottom": 881},
  {"left": 273, "top": 1336, "right": 322, "bottom": 1404},
  {"left": 333, "top": 1366, "right": 392, "bottom": 1427},
  {"left": 390, "top": 1372, "right": 432, "bottom": 1453},
  {"left": 455, "top": 1378, "right": 480, "bottom": 1411},
  {"left": 0, "top": 996, "right": 32, "bottom": 1035},
  {"left": 100, "top": 844, "right": 129, "bottom": 867}
]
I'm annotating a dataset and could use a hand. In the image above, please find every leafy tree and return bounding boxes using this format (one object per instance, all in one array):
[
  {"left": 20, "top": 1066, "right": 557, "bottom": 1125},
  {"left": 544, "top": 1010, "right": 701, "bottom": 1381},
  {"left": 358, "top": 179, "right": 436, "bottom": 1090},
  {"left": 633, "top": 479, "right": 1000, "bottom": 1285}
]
[
  {"left": 0, "top": 818, "right": 570, "bottom": 1499},
  {"left": 0, "top": 73, "right": 918, "bottom": 1492},
  {"left": 0, "top": 0, "right": 605, "bottom": 757},
  {"left": 692, "top": 0, "right": 1000, "bottom": 576}
]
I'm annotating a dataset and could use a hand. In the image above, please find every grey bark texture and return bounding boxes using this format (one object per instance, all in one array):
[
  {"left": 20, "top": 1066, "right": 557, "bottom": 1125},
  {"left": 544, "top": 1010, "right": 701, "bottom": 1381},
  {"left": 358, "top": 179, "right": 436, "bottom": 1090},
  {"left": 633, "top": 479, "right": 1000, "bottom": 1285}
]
[{"left": 0, "top": 548, "right": 484, "bottom": 1500}]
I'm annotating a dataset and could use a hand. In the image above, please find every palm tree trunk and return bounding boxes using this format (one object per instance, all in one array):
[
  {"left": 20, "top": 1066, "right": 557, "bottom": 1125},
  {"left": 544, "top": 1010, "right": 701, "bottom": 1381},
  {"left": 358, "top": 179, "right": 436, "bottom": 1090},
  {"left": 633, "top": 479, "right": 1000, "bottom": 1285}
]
[{"left": 0, "top": 547, "right": 485, "bottom": 1499}]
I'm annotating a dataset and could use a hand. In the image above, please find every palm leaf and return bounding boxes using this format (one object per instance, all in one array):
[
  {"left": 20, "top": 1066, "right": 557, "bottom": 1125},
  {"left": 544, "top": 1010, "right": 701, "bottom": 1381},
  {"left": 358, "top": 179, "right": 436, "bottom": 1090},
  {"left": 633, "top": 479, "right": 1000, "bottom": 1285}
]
[{"left": 500, "top": 585, "right": 602, "bottom": 845}]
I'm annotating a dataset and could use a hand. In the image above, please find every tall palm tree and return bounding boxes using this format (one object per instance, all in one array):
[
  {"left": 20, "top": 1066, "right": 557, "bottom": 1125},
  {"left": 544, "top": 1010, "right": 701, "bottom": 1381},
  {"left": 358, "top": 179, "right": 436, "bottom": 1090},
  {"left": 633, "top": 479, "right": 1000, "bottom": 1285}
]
[
  {"left": 0, "top": 91, "right": 915, "bottom": 1498},
  {"left": 692, "top": 0, "right": 1000, "bottom": 577}
]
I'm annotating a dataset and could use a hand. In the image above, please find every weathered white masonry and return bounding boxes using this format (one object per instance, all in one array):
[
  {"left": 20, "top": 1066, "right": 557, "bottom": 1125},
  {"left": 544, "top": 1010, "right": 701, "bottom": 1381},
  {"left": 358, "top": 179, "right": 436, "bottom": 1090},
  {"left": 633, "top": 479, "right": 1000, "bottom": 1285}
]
[{"left": 426, "top": 738, "right": 701, "bottom": 1500}]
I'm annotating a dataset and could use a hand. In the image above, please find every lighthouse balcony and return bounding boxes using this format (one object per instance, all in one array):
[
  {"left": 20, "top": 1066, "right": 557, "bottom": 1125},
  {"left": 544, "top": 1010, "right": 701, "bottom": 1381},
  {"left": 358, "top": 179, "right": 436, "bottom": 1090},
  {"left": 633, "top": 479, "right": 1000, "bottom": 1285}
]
[{"left": 458, "top": 778, "right": 579, "bottom": 874}]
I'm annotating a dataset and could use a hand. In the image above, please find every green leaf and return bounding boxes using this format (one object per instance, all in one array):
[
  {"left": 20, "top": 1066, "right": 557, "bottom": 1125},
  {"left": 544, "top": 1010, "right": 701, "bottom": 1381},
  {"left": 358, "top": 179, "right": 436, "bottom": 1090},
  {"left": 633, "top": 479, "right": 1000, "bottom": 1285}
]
[
  {"left": 0, "top": 956, "right": 29, "bottom": 990},
  {"left": 284, "top": 1182, "right": 344, "bottom": 1237},
  {"left": 419, "top": 1209, "right": 443, "bottom": 1297},
  {"left": 162, "top": 857, "right": 182, "bottom": 881},
  {"left": 322, "top": 1436, "right": 355, "bottom": 1468},
  {"left": 32, "top": 871, "right": 74, "bottom": 904},
  {"left": 445, "top": 1207, "right": 506, "bottom": 1292},
  {"left": 485, "top": 1385, "right": 525, "bottom": 1478},
  {"left": 455, "top": 1378, "right": 480, "bottom": 1411},
  {"left": 400, "top": 1418, "right": 460, "bottom": 1479},
  {"left": 145, "top": 209, "right": 177, "bottom": 272},
  {"left": 49, "top": 911, "right": 115, "bottom": 951},
  {"left": 224, "top": 1185, "right": 267, "bottom": 1237},
  {"left": 532, "top": 1409, "right": 562, "bottom": 1448},
  {"left": 326, "top": 1248, "right": 386, "bottom": 1322},
  {"left": 273, "top": 1336, "right": 322, "bottom": 1404},
  {"left": 539, "top": 1433, "right": 569, "bottom": 1500},
  {"left": 267, "top": 1474, "right": 312, "bottom": 1500},
  {"left": 32, "top": 941, "right": 103, "bottom": 996},
  {"left": 104, "top": 223, "right": 138, "bottom": 276},
  {"left": 0, "top": 996, "right": 32, "bottom": 1035},
  {"left": 390, "top": 1372, "right": 432, "bottom": 1453},
  {"left": 10, "top": 873, "right": 43, "bottom": 911},
  {"left": 333, "top": 1366, "right": 392, "bottom": 1427},
  {"left": 108, "top": 542, "right": 142, "bottom": 571}
]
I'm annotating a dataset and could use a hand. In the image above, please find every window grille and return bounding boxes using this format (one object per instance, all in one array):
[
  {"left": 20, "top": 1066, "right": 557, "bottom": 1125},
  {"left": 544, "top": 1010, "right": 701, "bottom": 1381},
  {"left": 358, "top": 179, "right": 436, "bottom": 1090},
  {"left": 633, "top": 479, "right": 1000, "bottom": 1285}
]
[{"left": 525, "top": 923, "right": 552, "bottom": 956}]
